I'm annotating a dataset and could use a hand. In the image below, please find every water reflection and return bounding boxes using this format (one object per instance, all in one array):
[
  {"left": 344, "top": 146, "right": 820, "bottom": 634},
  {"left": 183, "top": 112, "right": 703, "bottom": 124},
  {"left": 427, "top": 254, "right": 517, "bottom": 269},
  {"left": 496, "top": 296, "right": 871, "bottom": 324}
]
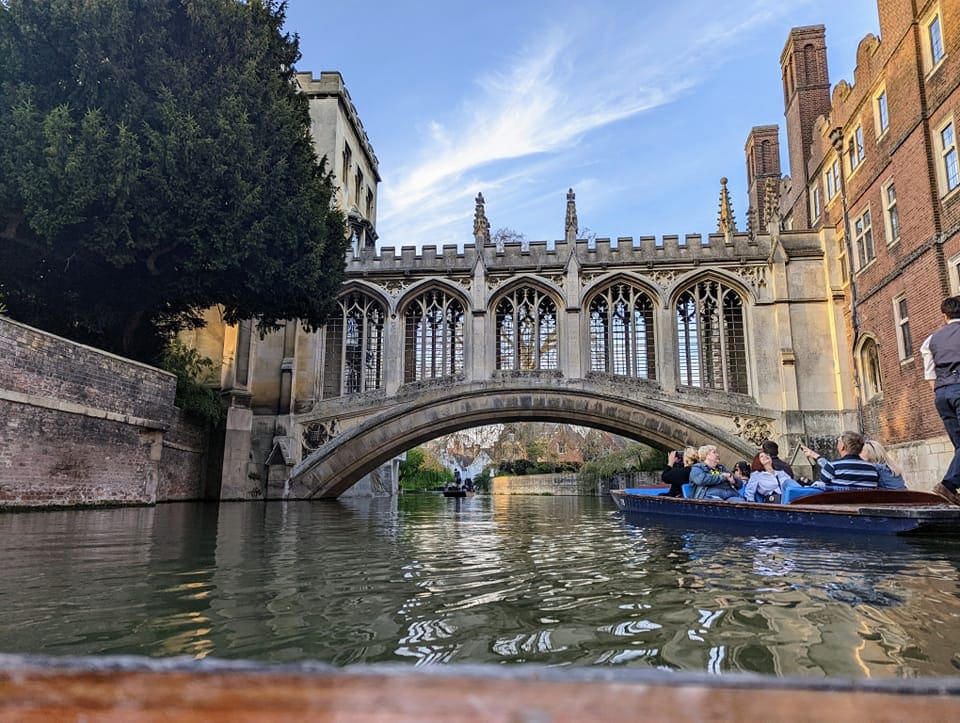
[{"left": 1, "top": 496, "right": 959, "bottom": 677}]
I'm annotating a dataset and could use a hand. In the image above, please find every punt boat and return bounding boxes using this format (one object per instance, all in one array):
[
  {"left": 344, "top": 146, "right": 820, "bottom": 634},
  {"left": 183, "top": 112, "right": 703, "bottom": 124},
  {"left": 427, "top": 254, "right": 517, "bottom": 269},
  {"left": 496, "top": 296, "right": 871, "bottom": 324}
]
[{"left": 610, "top": 487, "right": 960, "bottom": 536}]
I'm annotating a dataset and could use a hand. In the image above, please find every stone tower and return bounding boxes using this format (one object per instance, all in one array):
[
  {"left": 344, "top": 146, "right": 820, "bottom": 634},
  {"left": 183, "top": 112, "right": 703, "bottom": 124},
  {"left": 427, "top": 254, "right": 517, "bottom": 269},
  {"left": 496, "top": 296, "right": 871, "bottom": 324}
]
[
  {"left": 744, "top": 125, "right": 781, "bottom": 234},
  {"left": 780, "top": 25, "right": 831, "bottom": 228}
]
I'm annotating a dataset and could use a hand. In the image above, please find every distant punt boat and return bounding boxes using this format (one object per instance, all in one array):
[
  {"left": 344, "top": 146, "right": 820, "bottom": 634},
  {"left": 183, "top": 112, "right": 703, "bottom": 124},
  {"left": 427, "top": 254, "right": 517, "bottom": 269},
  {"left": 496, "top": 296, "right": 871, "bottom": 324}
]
[
  {"left": 442, "top": 487, "right": 475, "bottom": 498},
  {"left": 611, "top": 488, "right": 960, "bottom": 536}
]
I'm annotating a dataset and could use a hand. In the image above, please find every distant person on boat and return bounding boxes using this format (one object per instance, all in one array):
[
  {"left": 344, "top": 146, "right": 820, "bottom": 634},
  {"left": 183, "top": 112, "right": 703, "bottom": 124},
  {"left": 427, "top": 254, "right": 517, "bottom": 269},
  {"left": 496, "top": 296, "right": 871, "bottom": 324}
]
[
  {"left": 860, "top": 440, "right": 907, "bottom": 490},
  {"left": 800, "top": 432, "right": 879, "bottom": 489},
  {"left": 690, "top": 445, "right": 740, "bottom": 500},
  {"left": 661, "top": 447, "right": 697, "bottom": 497},
  {"left": 743, "top": 452, "right": 802, "bottom": 502},
  {"left": 920, "top": 295, "right": 960, "bottom": 505},
  {"left": 750, "top": 440, "right": 795, "bottom": 479}
]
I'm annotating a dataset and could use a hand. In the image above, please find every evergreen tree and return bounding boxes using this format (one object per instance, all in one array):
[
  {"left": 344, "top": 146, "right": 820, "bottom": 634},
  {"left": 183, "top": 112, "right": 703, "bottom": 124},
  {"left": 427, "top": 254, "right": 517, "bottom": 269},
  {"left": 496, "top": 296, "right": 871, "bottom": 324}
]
[{"left": 0, "top": 0, "right": 348, "bottom": 361}]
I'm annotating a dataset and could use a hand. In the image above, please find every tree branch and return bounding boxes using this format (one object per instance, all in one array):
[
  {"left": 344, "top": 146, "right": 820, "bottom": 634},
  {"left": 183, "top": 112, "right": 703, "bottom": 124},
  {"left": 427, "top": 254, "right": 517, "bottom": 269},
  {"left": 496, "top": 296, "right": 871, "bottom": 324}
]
[{"left": 145, "top": 242, "right": 179, "bottom": 276}]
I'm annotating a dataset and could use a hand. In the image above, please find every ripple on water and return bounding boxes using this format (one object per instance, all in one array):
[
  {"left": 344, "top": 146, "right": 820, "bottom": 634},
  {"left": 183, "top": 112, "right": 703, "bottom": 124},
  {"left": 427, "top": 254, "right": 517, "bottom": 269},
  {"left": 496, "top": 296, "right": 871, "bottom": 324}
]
[{"left": 1, "top": 497, "right": 960, "bottom": 676}]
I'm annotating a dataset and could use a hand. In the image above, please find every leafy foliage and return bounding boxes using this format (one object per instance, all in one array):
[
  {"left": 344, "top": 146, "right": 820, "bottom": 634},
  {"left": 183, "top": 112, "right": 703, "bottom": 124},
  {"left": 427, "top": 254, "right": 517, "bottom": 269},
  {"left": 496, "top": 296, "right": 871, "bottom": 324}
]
[
  {"left": 578, "top": 444, "right": 662, "bottom": 487},
  {"left": 160, "top": 337, "right": 222, "bottom": 425},
  {"left": 496, "top": 459, "right": 581, "bottom": 476},
  {"left": 399, "top": 447, "right": 454, "bottom": 492},
  {"left": 0, "top": 0, "right": 348, "bottom": 362}
]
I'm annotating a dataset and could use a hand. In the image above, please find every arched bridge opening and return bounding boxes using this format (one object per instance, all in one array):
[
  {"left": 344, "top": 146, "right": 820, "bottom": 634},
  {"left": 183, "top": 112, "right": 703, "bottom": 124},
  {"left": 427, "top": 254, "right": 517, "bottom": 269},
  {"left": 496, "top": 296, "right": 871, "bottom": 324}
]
[{"left": 287, "top": 383, "right": 756, "bottom": 499}]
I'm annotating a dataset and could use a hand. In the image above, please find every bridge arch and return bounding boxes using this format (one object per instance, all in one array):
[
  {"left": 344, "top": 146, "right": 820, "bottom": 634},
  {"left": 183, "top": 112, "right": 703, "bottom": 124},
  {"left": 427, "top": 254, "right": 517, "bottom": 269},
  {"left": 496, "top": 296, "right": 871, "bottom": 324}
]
[
  {"left": 287, "top": 379, "right": 756, "bottom": 499},
  {"left": 580, "top": 271, "right": 664, "bottom": 308},
  {"left": 395, "top": 278, "right": 470, "bottom": 315},
  {"left": 668, "top": 268, "right": 757, "bottom": 306},
  {"left": 489, "top": 275, "right": 564, "bottom": 307},
  {"left": 337, "top": 279, "right": 392, "bottom": 308}
]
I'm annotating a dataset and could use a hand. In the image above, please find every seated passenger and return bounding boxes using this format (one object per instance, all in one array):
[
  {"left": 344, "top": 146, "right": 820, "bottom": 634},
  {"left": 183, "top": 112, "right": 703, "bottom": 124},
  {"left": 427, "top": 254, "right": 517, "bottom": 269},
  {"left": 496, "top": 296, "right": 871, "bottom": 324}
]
[
  {"left": 743, "top": 452, "right": 801, "bottom": 502},
  {"left": 800, "top": 431, "right": 879, "bottom": 489},
  {"left": 661, "top": 447, "right": 697, "bottom": 497},
  {"left": 690, "top": 445, "right": 740, "bottom": 500},
  {"left": 732, "top": 460, "right": 751, "bottom": 486},
  {"left": 749, "top": 440, "right": 796, "bottom": 479},
  {"left": 860, "top": 440, "right": 907, "bottom": 490}
]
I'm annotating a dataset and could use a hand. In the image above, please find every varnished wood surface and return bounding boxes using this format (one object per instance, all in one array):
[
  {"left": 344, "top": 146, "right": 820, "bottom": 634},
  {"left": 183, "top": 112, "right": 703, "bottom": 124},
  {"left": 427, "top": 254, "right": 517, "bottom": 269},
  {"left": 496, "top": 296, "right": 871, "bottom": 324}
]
[{"left": 2, "top": 661, "right": 959, "bottom": 722}]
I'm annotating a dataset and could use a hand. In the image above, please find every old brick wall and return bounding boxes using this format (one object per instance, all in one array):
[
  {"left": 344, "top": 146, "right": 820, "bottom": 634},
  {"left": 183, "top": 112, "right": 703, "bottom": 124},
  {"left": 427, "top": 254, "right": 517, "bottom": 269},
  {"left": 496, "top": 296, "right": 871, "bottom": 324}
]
[
  {"left": 0, "top": 317, "right": 208, "bottom": 508},
  {"left": 787, "top": 1, "right": 960, "bottom": 456},
  {"left": 158, "top": 409, "right": 209, "bottom": 501}
]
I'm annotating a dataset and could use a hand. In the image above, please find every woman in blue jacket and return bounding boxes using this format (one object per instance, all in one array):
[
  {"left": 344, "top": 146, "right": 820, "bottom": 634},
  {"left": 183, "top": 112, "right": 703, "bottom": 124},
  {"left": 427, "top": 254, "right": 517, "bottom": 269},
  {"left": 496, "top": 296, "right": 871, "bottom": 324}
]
[
  {"left": 689, "top": 445, "right": 740, "bottom": 500},
  {"left": 860, "top": 440, "right": 907, "bottom": 490}
]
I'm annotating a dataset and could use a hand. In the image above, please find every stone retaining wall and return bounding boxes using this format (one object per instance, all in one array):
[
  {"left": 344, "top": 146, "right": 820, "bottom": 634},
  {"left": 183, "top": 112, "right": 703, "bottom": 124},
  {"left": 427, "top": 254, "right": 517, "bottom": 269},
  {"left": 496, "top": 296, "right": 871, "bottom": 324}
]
[
  {"left": 0, "top": 317, "right": 208, "bottom": 508},
  {"left": 491, "top": 473, "right": 584, "bottom": 495}
]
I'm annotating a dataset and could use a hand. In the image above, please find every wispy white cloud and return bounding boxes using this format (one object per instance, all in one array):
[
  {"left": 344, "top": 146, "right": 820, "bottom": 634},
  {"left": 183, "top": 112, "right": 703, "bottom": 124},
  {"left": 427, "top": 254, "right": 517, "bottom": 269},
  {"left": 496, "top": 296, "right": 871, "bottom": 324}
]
[{"left": 377, "top": 0, "right": 809, "bottom": 247}]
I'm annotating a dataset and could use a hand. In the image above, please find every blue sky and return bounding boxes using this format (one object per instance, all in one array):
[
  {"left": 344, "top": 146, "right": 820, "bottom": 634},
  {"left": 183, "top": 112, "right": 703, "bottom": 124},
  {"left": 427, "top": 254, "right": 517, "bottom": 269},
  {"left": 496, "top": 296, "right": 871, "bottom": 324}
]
[{"left": 283, "top": 0, "right": 880, "bottom": 248}]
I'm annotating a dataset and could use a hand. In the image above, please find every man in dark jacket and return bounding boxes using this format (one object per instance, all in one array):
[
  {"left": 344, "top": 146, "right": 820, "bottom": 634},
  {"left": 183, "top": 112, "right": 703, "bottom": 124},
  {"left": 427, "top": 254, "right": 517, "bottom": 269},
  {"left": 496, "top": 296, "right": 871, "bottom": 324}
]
[{"left": 921, "top": 296, "right": 960, "bottom": 505}]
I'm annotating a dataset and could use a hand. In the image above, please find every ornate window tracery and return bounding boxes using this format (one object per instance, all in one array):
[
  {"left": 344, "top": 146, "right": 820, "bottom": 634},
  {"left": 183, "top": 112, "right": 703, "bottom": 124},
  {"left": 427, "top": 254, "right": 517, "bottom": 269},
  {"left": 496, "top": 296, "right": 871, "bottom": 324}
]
[
  {"left": 676, "top": 279, "right": 748, "bottom": 393},
  {"left": 588, "top": 282, "right": 656, "bottom": 378},
  {"left": 403, "top": 288, "right": 465, "bottom": 383},
  {"left": 322, "top": 291, "right": 385, "bottom": 397},
  {"left": 495, "top": 287, "right": 559, "bottom": 371}
]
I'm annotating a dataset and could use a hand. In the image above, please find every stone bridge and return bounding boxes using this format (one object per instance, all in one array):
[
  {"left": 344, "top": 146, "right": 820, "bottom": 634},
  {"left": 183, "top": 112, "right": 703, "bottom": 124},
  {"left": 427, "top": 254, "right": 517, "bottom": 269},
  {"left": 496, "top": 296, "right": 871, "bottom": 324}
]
[{"left": 267, "top": 195, "right": 855, "bottom": 499}]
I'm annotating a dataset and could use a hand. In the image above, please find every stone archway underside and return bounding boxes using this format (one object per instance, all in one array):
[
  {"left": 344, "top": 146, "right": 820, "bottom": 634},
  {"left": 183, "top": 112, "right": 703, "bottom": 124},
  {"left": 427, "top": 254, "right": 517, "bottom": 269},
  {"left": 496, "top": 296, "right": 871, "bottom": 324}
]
[{"left": 287, "top": 384, "right": 756, "bottom": 499}]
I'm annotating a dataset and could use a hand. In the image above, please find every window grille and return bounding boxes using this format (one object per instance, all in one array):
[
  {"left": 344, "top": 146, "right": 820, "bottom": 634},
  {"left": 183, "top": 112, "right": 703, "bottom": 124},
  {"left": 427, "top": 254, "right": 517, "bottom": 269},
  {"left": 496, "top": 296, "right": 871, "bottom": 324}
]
[
  {"left": 403, "top": 289, "right": 465, "bottom": 382},
  {"left": 495, "top": 287, "right": 559, "bottom": 371},
  {"left": 322, "top": 291, "right": 385, "bottom": 397},
  {"left": 588, "top": 282, "right": 656, "bottom": 379},
  {"left": 676, "top": 279, "right": 748, "bottom": 393}
]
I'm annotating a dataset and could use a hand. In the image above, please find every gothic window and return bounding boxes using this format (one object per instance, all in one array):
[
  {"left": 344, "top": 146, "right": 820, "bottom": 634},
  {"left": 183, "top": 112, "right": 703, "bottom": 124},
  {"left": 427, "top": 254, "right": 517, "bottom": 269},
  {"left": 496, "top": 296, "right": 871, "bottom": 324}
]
[
  {"left": 858, "top": 337, "right": 882, "bottom": 401},
  {"left": 322, "top": 291, "right": 385, "bottom": 397},
  {"left": 495, "top": 286, "right": 559, "bottom": 371},
  {"left": 403, "top": 288, "right": 465, "bottom": 383},
  {"left": 588, "top": 282, "right": 656, "bottom": 379},
  {"left": 676, "top": 279, "right": 748, "bottom": 394}
]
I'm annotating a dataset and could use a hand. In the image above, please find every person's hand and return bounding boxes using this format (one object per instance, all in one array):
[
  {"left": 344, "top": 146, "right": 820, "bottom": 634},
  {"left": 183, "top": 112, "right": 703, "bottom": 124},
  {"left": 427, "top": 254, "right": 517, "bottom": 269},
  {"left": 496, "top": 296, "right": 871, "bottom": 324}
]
[
  {"left": 800, "top": 444, "right": 819, "bottom": 460},
  {"left": 667, "top": 451, "right": 677, "bottom": 466}
]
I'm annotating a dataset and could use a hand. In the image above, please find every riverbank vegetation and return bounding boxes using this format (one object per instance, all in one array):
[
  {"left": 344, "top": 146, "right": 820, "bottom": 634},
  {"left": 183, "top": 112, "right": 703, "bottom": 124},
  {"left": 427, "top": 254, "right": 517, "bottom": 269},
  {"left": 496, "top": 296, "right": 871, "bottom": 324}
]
[
  {"left": 399, "top": 448, "right": 454, "bottom": 492},
  {"left": 578, "top": 445, "right": 666, "bottom": 488}
]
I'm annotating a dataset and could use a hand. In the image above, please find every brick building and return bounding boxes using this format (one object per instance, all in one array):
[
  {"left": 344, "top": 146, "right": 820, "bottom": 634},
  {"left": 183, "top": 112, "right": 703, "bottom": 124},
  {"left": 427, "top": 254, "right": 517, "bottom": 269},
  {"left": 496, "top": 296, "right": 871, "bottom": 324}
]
[{"left": 755, "top": 0, "right": 960, "bottom": 480}]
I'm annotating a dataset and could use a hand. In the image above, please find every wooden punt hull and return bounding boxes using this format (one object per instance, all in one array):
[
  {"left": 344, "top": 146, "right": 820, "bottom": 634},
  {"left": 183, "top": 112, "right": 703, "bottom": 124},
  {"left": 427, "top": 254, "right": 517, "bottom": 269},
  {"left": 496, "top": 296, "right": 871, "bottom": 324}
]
[
  {"left": 610, "top": 488, "right": 960, "bottom": 536},
  {"left": 443, "top": 489, "right": 475, "bottom": 498}
]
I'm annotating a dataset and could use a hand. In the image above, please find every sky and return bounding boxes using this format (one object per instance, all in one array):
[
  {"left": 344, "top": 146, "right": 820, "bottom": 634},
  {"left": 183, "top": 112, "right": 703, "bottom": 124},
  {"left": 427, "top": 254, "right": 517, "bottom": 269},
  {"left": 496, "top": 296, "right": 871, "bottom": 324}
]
[{"left": 283, "top": 0, "right": 881, "bottom": 249}]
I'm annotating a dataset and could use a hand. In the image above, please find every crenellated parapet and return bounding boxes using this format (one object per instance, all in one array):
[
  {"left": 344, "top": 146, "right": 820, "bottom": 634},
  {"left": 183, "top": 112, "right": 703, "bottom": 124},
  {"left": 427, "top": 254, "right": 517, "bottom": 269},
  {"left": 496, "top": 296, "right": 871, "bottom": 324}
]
[{"left": 345, "top": 232, "right": 795, "bottom": 272}]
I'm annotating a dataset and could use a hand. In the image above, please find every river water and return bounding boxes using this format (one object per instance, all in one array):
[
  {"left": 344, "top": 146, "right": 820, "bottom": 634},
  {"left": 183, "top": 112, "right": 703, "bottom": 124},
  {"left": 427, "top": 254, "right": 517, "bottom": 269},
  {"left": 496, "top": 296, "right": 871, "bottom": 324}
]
[{"left": 2, "top": 494, "right": 959, "bottom": 677}]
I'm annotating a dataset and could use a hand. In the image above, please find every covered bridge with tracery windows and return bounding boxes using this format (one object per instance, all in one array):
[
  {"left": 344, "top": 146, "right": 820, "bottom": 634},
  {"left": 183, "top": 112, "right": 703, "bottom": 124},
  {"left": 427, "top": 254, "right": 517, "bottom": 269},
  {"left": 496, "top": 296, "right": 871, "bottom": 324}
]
[{"left": 199, "top": 188, "right": 857, "bottom": 499}]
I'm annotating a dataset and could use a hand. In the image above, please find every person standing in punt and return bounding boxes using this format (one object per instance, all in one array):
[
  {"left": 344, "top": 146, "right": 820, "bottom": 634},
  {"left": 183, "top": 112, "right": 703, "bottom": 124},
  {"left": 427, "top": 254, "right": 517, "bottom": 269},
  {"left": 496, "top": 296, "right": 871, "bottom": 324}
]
[{"left": 920, "top": 295, "right": 960, "bottom": 505}]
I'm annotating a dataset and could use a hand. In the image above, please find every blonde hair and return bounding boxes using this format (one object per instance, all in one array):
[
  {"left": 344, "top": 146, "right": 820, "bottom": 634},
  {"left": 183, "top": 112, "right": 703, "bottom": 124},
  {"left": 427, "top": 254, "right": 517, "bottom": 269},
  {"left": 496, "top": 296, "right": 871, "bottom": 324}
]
[
  {"left": 861, "top": 439, "right": 902, "bottom": 476},
  {"left": 682, "top": 447, "right": 699, "bottom": 466},
  {"left": 697, "top": 444, "right": 718, "bottom": 463}
]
